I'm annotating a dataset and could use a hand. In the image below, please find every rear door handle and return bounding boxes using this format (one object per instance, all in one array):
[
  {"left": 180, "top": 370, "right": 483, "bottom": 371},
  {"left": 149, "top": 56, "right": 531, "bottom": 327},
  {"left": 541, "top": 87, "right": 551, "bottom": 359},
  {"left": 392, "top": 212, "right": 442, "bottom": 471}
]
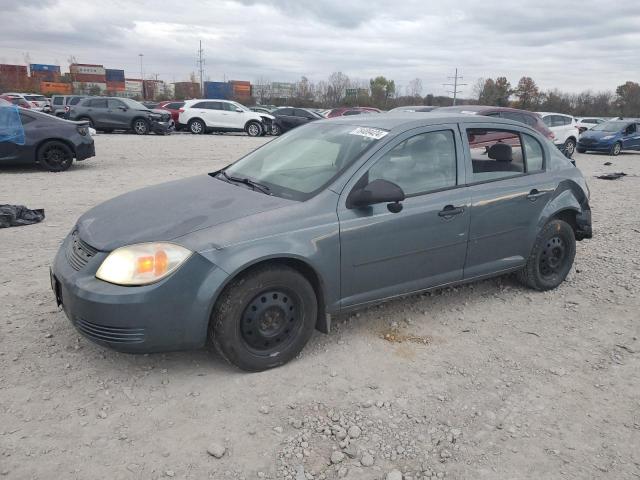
[
  {"left": 527, "top": 189, "right": 548, "bottom": 201},
  {"left": 438, "top": 205, "right": 464, "bottom": 217}
]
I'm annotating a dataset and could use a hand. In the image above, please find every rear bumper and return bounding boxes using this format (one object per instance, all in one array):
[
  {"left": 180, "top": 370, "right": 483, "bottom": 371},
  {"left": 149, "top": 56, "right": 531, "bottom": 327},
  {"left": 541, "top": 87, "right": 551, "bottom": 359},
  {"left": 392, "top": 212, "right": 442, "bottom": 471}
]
[
  {"left": 576, "top": 208, "right": 592, "bottom": 240},
  {"left": 75, "top": 140, "right": 95, "bottom": 161}
]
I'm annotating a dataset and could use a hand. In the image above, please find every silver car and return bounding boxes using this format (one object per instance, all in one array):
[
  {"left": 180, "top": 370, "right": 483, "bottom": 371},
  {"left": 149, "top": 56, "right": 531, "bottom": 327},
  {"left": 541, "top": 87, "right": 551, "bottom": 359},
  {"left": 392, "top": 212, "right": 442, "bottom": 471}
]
[{"left": 51, "top": 113, "right": 592, "bottom": 371}]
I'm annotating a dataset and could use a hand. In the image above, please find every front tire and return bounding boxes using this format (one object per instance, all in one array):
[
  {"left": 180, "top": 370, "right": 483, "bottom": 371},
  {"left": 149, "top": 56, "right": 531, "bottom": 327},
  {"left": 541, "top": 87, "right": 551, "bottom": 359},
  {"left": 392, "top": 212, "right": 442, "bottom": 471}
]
[
  {"left": 576, "top": 147, "right": 587, "bottom": 154},
  {"left": 189, "top": 119, "right": 205, "bottom": 134},
  {"left": 132, "top": 118, "right": 149, "bottom": 135},
  {"left": 518, "top": 219, "right": 576, "bottom": 291},
  {"left": 246, "top": 121, "right": 262, "bottom": 137},
  {"left": 38, "top": 141, "right": 74, "bottom": 172},
  {"left": 610, "top": 142, "right": 622, "bottom": 156},
  {"left": 563, "top": 138, "right": 576, "bottom": 158},
  {"left": 272, "top": 123, "right": 282, "bottom": 136},
  {"left": 210, "top": 265, "right": 317, "bottom": 371}
]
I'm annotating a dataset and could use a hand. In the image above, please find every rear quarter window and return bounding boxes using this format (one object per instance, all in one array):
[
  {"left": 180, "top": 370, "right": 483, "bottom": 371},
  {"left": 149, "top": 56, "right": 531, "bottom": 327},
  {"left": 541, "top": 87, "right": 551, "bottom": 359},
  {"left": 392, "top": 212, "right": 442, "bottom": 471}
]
[{"left": 522, "top": 134, "right": 544, "bottom": 172}]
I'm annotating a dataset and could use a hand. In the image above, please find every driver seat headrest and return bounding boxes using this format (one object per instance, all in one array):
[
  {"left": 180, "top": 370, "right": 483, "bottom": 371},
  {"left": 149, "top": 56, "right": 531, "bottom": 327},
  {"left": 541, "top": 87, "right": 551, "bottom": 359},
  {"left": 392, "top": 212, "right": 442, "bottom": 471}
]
[{"left": 488, "top": 143, "right": 513, "bottom": 162}]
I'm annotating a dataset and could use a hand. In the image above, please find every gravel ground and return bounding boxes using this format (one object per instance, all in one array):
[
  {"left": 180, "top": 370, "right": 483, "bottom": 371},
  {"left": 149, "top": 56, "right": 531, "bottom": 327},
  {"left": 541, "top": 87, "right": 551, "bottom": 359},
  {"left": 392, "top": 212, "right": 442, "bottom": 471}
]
[{"left": 1, "top": 133, "right": 639, "bottom": 480}]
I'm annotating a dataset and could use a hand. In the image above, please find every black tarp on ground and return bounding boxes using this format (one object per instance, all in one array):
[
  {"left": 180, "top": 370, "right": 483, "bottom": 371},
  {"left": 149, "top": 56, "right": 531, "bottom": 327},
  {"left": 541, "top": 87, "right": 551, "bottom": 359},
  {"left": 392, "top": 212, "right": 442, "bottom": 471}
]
[{"left": 0, "top": 205, "right": 45, "bottom": 228}]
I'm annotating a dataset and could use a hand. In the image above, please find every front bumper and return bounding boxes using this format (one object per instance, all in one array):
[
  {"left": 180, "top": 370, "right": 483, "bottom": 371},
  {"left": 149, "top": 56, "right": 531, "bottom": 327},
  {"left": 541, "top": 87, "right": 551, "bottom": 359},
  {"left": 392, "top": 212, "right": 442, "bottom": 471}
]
[
  {"left": 150, "top": 118, "right": 174, "bottom": 134},
  {"left": 576, "top": 208, "right": 592, "bottom": 240},
  {"left": 51, "top": 232, "right": 228, "bottom": 353},
  {"left": 578, "top": 139, "right": 613, "bottom": 151}
]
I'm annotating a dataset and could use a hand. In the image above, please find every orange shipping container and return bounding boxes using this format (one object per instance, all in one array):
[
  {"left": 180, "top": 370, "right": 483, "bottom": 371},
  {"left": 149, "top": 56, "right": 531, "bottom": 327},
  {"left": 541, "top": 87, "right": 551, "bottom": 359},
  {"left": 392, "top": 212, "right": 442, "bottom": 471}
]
[
  {"left": 106, "top": 81, "right": 126, "bottom": 91},
  {"left": 40, "top": 81, "right": 72, "bottom": 94},
  {"left": 72, "top": 73, "right": 106, "bottom": 83}
]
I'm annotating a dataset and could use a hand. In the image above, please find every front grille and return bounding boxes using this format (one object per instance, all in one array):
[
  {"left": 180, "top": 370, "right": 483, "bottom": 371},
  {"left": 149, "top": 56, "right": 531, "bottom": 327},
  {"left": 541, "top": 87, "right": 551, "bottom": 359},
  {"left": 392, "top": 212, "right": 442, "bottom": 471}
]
[
  {"left": 580, "top": 138, "right": 597, "bottom": 146},
  {"left": 75, "top": 317, "right": 145, "bottom": 344},
  {"left": 66, "top": 231, "right": 99, "bottom": 271}
]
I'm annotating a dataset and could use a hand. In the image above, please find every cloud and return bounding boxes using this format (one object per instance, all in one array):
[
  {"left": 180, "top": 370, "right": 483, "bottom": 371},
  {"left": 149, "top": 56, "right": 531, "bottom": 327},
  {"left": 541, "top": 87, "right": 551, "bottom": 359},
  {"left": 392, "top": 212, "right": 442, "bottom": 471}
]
[{"left": 0, "top": 0, "right": 638, "bottom": 95}]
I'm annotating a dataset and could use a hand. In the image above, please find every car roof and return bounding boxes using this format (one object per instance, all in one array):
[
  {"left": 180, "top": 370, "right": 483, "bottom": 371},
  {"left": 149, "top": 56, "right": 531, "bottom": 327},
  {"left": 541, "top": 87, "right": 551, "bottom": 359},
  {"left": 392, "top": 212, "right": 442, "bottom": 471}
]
[
  {"left": 436, "top": 105, "right": 539, "bottom": 115},
  {"left": 319, "top": 112, "right": 540, "bottom": 132},
  {"left": 536, "top": 111, "right": 573, "bottom": 117}
]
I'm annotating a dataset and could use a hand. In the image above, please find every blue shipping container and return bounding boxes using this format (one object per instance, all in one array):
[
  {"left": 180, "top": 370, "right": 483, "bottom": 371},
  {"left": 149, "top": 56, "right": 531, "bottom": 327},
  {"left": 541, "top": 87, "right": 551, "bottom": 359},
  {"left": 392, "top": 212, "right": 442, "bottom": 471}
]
[
  {"left": 30, "top": 64, "right": 60, "bottom": 73},
  {"left": 204, "top": 81, "right": 232, "bottom": 100},
  {"left": 106, "top": 69, "right": 126, "bottom": 81}
]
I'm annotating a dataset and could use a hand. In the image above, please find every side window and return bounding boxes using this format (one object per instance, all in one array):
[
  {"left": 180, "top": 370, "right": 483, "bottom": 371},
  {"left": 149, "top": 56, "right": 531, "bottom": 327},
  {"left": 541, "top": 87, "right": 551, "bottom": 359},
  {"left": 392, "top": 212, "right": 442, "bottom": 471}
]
[
  {"left": 501, "top": 112, "right": 527, "bottom": 125},
  {"left": 279, "top": 108, "right": 294, "bottom": 116},
  {"left": 467, "top": 128, "right": 525, "bottom": 182},
  {"left": 542, "top": 116, "right": 552, "bottom": 127},
  {"left": 91, "top": 99, "right": 107, "bottom": 108},
  {"left": 69, "top": 97, "right": 82, "bottom": 105},
  {"left": 343, "top": 110, "right": 362, "bottom": 116},
  {"left": 53, "top": 97, "right": 63, "bottom": 106},
  {"left": 108, "top": 99, "right": 124, "bottom": 109},
  {"left": 522, "top": 134, "right": 544, "bottom": 172},
  {"left": 483, "top": 112, "right": 500, "bottom": 117},
  {"left": 209, "top": 102, "right": 224, "bottom": 110},
  {"left": 368, "top": 130, "right": 457, "bottom": 196},
  {"left": 192, "top": 101, "right": 208, "bottom": 109},
  {"left": 167, "top": 102, "right": 183, "bottom": 110},
  {"left": 294, "top": 109, "right": 312, "bottom": 118},
  {"left": 19, "top": 112, "right": 35, "bottom": 125}
]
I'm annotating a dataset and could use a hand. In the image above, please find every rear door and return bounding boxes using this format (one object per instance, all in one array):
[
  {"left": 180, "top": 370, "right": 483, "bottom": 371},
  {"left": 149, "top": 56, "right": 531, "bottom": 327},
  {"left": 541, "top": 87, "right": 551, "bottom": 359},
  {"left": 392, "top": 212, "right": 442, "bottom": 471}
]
[
  {"left": 275, "top": 108, "right": 296, "bottom": 130},
  {"left": 87, "top": 98, "right": 109, "bottom": 127},
  {"left": 462, "top": 123, "right": 555, "bottom": 278},
  {"left": 338, "top": 125, "right": 471, "bottom": 307}
]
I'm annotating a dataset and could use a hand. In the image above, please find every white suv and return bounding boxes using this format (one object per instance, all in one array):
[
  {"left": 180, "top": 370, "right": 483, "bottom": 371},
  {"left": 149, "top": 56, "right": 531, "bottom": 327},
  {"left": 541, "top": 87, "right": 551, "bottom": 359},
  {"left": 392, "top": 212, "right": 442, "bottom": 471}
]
[
  {"left": 2, "top": 92, "right": 50, "bottom": 111},
  {"left": 179, "top": 99, "right": 274, "bottom": 136},
  {"left": 537, "top": 112, "right": 579, "bottom": 158}
]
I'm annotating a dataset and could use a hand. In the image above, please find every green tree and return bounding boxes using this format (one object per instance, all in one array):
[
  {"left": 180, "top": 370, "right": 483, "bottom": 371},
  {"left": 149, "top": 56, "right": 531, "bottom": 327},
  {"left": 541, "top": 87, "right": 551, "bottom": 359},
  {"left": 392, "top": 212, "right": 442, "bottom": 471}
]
[
  {"left": 615, "top": 81, "right": 640, "bottom": 117},
  {"left": 514, "top": 76, "right": 540, "bottom": 109},
  {"left": 369, "top": 76, "right": 395, "bottom": 108},
  {"left": 476, "top": 77, "right": 511, "bottom": 106}
]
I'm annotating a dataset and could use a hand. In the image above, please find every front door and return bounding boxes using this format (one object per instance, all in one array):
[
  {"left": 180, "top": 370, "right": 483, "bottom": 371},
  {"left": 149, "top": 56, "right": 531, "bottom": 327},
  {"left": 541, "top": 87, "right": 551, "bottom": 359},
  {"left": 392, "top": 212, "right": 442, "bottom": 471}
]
[
  {"left": 338, "top": 125, "right": 471, "bottom": 308},
  {"left": 462, "top": 124, "right": 555, "bottom": 278},
  {"left": 106, "top": 99, "right": 130, "bottom": 128},
  {"left": 622, "top": 123, "right": 640, "bottom": 150}
]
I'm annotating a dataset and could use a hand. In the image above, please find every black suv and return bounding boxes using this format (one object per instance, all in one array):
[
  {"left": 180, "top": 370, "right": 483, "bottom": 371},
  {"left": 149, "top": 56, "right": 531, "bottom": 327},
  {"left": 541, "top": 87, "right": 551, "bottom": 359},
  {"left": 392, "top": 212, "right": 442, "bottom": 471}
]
[{"left": 68, "top": 97, "right": 174, "bottom": 135}]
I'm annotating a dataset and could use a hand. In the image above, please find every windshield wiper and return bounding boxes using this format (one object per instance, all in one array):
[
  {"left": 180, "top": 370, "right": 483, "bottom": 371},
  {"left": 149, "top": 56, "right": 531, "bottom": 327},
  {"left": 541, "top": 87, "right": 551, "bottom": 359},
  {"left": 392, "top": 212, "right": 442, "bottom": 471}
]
[{"left": 218, "top": 170, "right": 271, "bottom": 194}]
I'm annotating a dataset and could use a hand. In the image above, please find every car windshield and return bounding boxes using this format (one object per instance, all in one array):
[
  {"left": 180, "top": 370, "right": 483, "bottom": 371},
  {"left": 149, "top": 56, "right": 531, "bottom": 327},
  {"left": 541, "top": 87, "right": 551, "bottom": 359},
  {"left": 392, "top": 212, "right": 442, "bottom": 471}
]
[
  {"left": 230, "top": 102, "right": 250, "bottom": 112},
  {"left": 24, "top": 95, "right": 46, "bottom": 102},
  {"left": 592, "top": 121, "right": 627, "bottom": 132},
  {"left": 223, "top": 123, "right": 387, "bottom": 201},
  {"left": 121, "top": 98, "right": 148, "bottom": 110}
]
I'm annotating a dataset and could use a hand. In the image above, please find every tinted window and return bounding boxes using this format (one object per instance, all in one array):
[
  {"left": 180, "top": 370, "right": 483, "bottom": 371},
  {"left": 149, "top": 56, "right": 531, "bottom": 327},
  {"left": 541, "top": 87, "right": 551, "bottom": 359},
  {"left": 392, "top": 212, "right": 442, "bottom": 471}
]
[
  {"left": 522, "top": 134, "right": 544, "bottom": 172},
  {"left": 192, "top": 101, "right": 209, "bottom": 109},
  {"left": 166, "top": 102, "right": 184, "bottom": 110},
  {"left": 88, "top": 99, "right": 107, "bottom": 108},
  {"left": 69, "top": 97, "right": 83, "bottom": 105},
  {"left": 542, "top": 116, "right": 552, "bottom": 127},
  {"left": 467, "top": 129, "right": 525, "bottom": 182},
  {"left": 222, "top": 102, "right": 237, "bottom": 111},
  {"left": 368, "top": 130, "right": 457, "bottom": 196},
  {"left": 484, "top": 112, "right": 500, "bottom": 117},
  {"left": 342, "top": 110, "right": 362, "bottom": 116},
  {"left": 19, "top": 112, "right": 35, "bottom": 125},
  {"left": 294, "top": 109, "right": 313, "bottom": 118},
  {"left": 53, "top": 97, "right": 63, "bottom": 105},
  {"left": 275, "top": 108, "right": 294, "bottom": 116},
  {"left": 500, "top": 112, "right": 527, "bottom": 125},
  {"left": 108, "top": 99, "right": 125, "bottom": 108}
]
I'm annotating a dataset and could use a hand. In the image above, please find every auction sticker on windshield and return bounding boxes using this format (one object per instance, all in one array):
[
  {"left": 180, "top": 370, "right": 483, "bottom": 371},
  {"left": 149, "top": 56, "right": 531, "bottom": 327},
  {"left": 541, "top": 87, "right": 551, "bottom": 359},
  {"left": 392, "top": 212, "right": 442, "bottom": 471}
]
[{"left": 349, "top": 127, "right": 389, "bottom": 140}]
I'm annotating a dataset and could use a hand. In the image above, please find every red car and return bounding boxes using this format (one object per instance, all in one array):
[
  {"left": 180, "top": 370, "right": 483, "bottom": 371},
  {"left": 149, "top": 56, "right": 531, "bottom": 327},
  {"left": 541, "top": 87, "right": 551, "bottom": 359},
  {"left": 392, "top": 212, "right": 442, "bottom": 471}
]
[
  {"left": 157, "top": 100, "right": 185, "bottom": 129},
  {"left": 434, "top": 105, "right": 555, "bottom": 141},
  {"left": 0, "top": 95, "right": 32, "bottom": 109},
  {"left": 326, "top": 107, "right": 381, "bottom": 118}
]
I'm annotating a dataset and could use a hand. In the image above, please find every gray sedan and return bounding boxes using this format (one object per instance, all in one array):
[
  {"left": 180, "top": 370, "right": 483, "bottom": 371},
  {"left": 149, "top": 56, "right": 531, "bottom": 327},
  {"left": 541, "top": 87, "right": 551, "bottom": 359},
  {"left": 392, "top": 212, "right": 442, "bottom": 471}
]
[{"left": 51, "top": 113, "right": 592, "bottom": 371}]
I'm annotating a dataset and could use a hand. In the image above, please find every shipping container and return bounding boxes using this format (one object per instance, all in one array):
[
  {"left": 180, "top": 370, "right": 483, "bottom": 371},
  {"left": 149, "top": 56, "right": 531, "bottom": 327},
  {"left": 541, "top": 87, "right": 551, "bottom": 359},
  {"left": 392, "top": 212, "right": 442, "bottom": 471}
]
[
  {"left": 39, "top": 81, "right": 72, "bottom": 95},
  {"left": 30, "top": 64, "right": 60, "bottom": 73},
  {"left": 106, "top": 81, "right": 126, "bottom": 92},
  {"left": 230, "top": 80, "right": 251, "bottom": 87},
  {"left": 204, "top": 81, "right": 232, "bottom": 100},
  {"left": 175, "top": 81, "right": 201, "bottom": 99},
  {"left": 71, "top": 73, "right": 106, "bottom": 83},
  {"left": 72, "top": 82, "right": 107, "bottom": 94},
  {"left": 0, "top": 64, "right": 28, "bottom": 74},
  {"left": 105, "top": 69, "right": 125, "bottom": 82},
  {"left": 31, "top": 70, "right": 61, "bottom": 82},
  {"left": 125, "top": 79, "right": 143, "bottom": 92},
  {"left": 70, "top": 64, "right": 106, "bottom": 76},
  {"left": 0, "top": 64, "right": 29, "bottom": 90}
]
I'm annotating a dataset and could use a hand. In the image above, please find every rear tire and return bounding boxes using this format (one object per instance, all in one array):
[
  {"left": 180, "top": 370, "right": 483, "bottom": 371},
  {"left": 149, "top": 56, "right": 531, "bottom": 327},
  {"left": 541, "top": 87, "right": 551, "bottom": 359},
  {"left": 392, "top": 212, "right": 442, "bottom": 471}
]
[
  {"left": 246, "top": 121, "right": 262, "bottom": 137},
  {"left": 78, "top": 117, "right": 94, "bottom": 128},
  {"left": 209, "top": 265, "right": 317, "bottom": 371},
  {"left": 38, "top": 141, "right": 74, "bottom": 172},
  {"left": 189, "top": 119, "right": 205, "bottom": 134},
  {"left": 517, "top": 219, "right": 576, "bottom": 291},
  {"left": 610, "top": 142, "right": 622, "bottom": 156}
]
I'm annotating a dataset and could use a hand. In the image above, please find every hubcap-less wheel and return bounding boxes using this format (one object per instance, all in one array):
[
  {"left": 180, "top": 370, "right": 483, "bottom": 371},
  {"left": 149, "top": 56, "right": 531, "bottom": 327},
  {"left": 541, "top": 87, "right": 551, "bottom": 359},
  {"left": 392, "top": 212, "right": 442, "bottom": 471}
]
[
  {"left": 564, "top": 139, "right": 575, "bottom": 157},
  {"left": 612, "top": 142, "right": 621, "bottom": 156},
  {"left": 247, "top": 122, "right": 261, "bottom": 137},
  {"left": 241, "top": 289, "right": 302, "bottom": 354},
  {"left": 39, "top": 142, "right": 73, "bottom": 172},
  {"left": 539, "top": 236, "right": 566, "bottom": 278},
  {"left": 133, "top": 119, "right": 148, "bottom": 135},
  {"left": 190, "top": 120, "right": 203, "bottom": 134},
  {"left": 272, "top": 124, "right": 281, "bottom": 136}
]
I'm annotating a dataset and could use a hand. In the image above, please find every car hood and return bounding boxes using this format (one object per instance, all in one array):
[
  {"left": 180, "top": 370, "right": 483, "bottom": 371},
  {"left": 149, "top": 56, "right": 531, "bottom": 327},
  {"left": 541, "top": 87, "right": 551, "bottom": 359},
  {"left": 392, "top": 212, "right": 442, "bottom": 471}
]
[
  {"left": 581, "top": 130, "right": 618, "bottom": 139},
  {"left": 76, "top": 174, "right": 293, "bottom": 252}
]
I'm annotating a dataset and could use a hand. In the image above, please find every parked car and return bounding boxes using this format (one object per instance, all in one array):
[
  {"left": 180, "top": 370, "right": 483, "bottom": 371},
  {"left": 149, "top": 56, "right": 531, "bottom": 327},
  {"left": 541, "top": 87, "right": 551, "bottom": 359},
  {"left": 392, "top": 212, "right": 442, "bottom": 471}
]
[
  {"left": 1, "top": 92, "right": 49, "bottom": 111},
  {"left": 388, "top": 105, "right": 438, "bottom": 113},
  {"left": 0, "top": 106, "right": 95, "bottom": 171},
  {"left": 50, "top": 95, "right": 88, "bottom": 117},
  {"left": 141, "top": 101, "right": 159, "bottom": 109},
  {"left": 68, "top": 97, "right": 174, "bottom": 135},
  {"left": 577, "top": 118, "right": 640, "bottom": 155},
  {"left": 576, "top": 117, "right": 605, "bottom": 134},
  {"left": 435, "top": 105, "right": 555, "bottom": 142},
  {"left": 326, "top": 107, "right": 381, "bottom": 117},
  {"left": 270, "top": 107, "right": 324, "bottom": 134},
  {"left": 250, "top": 106, "right": 274, "bottom": 114},
  {"left": 51, "top": 113, "right": 591, "bottom": 371},
  {"left": 156, "top": 100, "right": 185, "bottom": 129},
  {"left": 179, "top": 99, "right": 274, "bottom": 136},
  {"left": 537, "top": 112, "right": 579, "bottom": 157},
  {"left": 0, "top": 94, "right": 32, "bottom": 109}
]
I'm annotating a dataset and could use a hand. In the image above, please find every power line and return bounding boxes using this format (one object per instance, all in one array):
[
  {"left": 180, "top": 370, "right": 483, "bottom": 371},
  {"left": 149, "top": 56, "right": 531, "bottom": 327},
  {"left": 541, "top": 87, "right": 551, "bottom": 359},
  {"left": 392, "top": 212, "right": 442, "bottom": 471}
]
[
  {"left": 443, "top": 67, "right": 467, "bottom": 105},
  {"left": 197, "top": 40, "right": 205, "bottom": 96}
]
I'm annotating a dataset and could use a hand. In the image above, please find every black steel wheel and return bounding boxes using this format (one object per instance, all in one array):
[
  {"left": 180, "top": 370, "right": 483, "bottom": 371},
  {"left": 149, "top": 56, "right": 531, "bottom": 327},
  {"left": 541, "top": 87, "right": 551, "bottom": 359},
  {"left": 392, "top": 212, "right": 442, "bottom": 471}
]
[
  {"left": 210, "top": 265, "right": 317, "bottom": 371},
  {"left": 37, "top": 141, "right": 74, "bottom": 172},
  {"left": 518, "top": 219, "right": 576, "bottom": 291}
]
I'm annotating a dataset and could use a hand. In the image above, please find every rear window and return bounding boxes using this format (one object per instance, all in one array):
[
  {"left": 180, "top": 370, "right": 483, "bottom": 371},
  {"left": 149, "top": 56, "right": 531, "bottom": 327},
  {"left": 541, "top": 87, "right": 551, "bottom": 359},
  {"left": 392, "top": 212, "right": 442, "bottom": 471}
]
[
  {"left": 467, "top": 128, "right": 525, "bottom": 182},
  {"left": 69, "top": 97, "right": 83, "bottom": 105},
  {"left": 24, "top": 95, "right": 46, "bottom": 102},
  {"left": 53, "top": 97, "right": 64, "bottom": 105}
]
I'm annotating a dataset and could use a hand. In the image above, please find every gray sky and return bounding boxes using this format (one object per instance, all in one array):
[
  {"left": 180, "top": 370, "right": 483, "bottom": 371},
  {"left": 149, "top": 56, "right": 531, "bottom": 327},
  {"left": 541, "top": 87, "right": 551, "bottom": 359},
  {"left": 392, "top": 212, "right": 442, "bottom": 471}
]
[{"left": 1, "top": 0, "right": 638, "bottom": 96}]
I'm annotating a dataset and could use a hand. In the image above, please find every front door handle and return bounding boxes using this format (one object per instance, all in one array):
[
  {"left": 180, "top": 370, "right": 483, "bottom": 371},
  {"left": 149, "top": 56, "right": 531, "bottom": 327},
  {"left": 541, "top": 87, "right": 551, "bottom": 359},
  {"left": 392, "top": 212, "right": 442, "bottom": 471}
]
[
  {"left": 527, "top": 189, "right": 548, "bottom": 201},
  {"left": 438, "top": 205, "right": 464, "bottom": 217}
]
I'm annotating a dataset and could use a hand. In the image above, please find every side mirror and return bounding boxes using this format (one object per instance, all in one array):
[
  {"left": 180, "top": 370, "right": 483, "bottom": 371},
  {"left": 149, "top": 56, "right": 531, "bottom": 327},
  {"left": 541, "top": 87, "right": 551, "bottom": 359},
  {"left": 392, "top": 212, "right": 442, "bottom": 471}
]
[
  {"left": 348, "top": 179, "right": 405, "bottom": 213},
  {"left": 235, "top": 107, "right": 243, "bottom": 113},
  {"left": 119, "top": 106, "right": 127, "bottom": 111}
]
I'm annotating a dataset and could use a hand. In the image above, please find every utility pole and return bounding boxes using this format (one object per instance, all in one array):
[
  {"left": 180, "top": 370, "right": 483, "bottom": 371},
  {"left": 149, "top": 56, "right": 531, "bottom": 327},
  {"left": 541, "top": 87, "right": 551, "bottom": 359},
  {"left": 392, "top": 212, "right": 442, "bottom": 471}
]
[
  {"left": 197, "top": 40, "right": 205, "bottom": 97},
  {"left": 138, "top": 53, "right": 144, "bottom": 99},
  {"left": 443, "top": 68, "right": 467, "bottom": 106}
]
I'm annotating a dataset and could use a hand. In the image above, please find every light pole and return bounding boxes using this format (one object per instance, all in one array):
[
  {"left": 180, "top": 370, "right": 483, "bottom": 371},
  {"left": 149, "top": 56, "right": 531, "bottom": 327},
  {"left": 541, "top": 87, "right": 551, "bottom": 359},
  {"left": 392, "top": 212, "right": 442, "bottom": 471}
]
[{"left": 138, "top": 54, "right": 144, "bottom": 99}]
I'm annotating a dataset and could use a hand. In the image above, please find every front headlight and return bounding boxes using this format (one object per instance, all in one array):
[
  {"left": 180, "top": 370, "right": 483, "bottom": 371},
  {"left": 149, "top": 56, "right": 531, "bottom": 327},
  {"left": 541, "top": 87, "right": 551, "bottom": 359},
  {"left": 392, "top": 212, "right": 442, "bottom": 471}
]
[
  {"left": 96, "top": 243, "right": 192, "bottom": 286},
  {"left": 602, "top": 135, "right": 615, "bottom": 140}
]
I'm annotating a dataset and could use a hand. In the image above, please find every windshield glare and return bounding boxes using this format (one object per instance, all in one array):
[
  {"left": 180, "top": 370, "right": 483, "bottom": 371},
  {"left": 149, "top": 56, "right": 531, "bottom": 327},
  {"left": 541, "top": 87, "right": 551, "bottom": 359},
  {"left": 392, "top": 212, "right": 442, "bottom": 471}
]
[
  {"left": 122, "top": 98, "right": 147, "bottom": 110},
  {"left": 592, "top": 121, "right": 627, "bottom": 132},
  {"left": 224, "top": 123, "right": 386, "bottom": 200}
]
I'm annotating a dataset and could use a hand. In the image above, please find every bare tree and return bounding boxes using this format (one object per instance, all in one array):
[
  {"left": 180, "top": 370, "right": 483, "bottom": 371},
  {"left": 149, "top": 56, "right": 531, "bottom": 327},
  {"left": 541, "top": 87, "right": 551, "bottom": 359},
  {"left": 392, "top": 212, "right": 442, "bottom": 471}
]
[{"left": 408, "top": 78, "right": 423, "bottom": 98}]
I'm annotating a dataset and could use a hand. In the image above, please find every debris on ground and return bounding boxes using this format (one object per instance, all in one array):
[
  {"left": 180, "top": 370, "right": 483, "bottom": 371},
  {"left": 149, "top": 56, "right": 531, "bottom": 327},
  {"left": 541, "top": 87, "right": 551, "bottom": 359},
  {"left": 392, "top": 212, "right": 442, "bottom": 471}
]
[
  {"left": 596, "top": 172, "right": 627, "bottom": 180},
  {"left": 0, "top": 204, "right": 45, "bottom": 228}
]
